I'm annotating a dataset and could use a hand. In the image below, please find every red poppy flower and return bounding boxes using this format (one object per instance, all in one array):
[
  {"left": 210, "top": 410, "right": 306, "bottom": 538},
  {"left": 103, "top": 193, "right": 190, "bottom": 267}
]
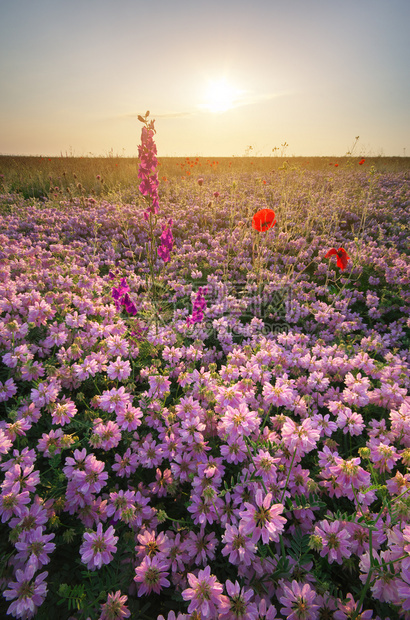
[
  {"left": 325, "top": 247, "right": 350, "bottom": 271},
  {"left": 359, "top": 158, "right": 365, "bottom": 165},
  {"left": 252, "top": 208, "right": 277, "bottom": 232}
]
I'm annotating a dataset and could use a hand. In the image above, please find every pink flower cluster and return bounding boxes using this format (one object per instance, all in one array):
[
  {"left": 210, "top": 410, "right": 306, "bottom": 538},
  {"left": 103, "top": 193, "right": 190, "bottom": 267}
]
[
  {"left": 187, "top": 287, "right": 207, "bottom": 325},
  {"left": 0, "top": 164, "right": 409, "bottom": 618},
  {"left": 138, "top": 120, "right": 159, "bottom": 215},
  {"left": 157, "top": 219, "right": 174, "bottom": 263},
  {"left": 110, "top": 275, "right": 137, "bottom": 315}
]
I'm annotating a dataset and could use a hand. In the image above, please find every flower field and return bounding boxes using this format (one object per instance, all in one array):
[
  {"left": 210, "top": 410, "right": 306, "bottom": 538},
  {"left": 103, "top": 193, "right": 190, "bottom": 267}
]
[{"left": 1, "top": 132, "right": 410, "bottom": 619}]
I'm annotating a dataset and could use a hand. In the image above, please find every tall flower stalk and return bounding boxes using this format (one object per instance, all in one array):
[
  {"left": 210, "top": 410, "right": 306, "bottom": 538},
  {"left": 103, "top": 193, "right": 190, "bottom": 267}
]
[{"left": 137, "top": 112, "right": 173, "bottom": 330}]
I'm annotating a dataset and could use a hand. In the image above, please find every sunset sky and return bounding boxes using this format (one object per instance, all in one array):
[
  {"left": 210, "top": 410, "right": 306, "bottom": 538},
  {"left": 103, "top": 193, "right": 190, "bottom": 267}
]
[{"left": 1, "top": 0, "right": 409, "bottom": 157}]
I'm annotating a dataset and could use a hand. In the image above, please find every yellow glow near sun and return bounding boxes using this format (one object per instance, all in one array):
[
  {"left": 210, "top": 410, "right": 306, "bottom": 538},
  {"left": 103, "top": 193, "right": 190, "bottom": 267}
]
[{"left": 200, "top": 79, "right": 243, "bottom": 113}]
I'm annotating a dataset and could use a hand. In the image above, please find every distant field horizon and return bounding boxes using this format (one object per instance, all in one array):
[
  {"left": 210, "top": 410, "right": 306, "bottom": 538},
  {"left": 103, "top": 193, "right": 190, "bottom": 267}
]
[{"left": 1, "top": 153, "right": 409, "bottom": 200}]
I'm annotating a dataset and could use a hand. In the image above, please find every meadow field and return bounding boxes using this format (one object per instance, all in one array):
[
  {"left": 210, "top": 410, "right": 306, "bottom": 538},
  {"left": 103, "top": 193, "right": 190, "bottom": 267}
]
[{"left": 0, "top": 144, "right": 410, "bottom": 619}]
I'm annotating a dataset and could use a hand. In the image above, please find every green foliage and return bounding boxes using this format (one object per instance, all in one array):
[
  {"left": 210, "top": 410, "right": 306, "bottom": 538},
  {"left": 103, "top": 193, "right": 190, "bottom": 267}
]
[{"left": 57, "top": 583, "right": 87, "bottom": 612}]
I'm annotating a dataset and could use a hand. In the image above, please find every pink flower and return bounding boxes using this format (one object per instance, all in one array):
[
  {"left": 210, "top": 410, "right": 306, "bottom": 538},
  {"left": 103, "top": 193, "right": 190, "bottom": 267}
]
[
  {"left": 187, "top": 287, "right": 207, "bottom": 325},
  {"left": 3, "top": 563, "right": 48, "bottom": 619},
  {"left": 0, "top": 428, "right": 13, "bottom": 458},
  {"left": 336, "top": 408, "right": 365, "bottom": 436},
  {"left": 239, "top": 489, "right": 286, "bottom": 544},
  {"left": 333, "top": 593, "right": 373, "bottom": 619},
  {"left": 0, "top": 378, "right": 17, "bottom": 402},
  {"left": 157, "top": 219, "right": 174, "bottom": 263},
  {"left": 219, "top": 403, "right": 259, "bottom": 436},
  {"left": 50, "top": 397, "right": 77, "bottom": 426},
  {"left": 0, "top": 489, "right": 31, "bottom": 522},
  {"left": 313, "top": 519, "right": 351, "bottom": 564},
  {"left": 281, "top": 417, "right": 321, "bottom": 458},
  {"left": 219, "top": 580, "right": 258, "bottom": 619},
  {"left": 134, "top": 555, "right": 170, "bottom": 596},
  {"left": 80, "top": 523, "right": 118, "bottom": 570},
  {"left": 182, "top": 565, "right": 227, "bottom": 619},
  {"left": 99, "top": 590, "right": 131, "bottom": 620},
  {"left": 111, "top": 448, "right": 139, "bottom": 478},
  {"left": 15, "top": 526, "right": 56, "bottom": 569},
  {"left": 91, "top": 419, "right": 122, "bottom": 451},
  {"left": 279, "top": 580, "right": 319, "bottom": 620},
  {"left": 262, "top": 377, "right": 297, "bottom": 408},
  {"left": 98, "top": 386, "right": 132, "bottom": 415},
  {"left": 221, "top": 523, "right": 257, "bottom": 565},
  {"left": 369, "top": 439, "right": 399, "bottom": 472},
  {"left": 115, "top": 404, "right": 143, "bottom": 432},
  {"left": 138, "top": 119, "right": 159, "bottom": 214},
  {"left": 135, "top": 529, "right": 170, "bottom": 560},
  {"left": 107, "top": 357, "right": 132, "bottom": 381}
]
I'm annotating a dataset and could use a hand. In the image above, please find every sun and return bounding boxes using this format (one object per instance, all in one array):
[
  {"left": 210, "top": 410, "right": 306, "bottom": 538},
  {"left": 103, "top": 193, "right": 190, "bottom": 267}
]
[{"left": 200, "top": 79, "right": 242, "bottom": 114}]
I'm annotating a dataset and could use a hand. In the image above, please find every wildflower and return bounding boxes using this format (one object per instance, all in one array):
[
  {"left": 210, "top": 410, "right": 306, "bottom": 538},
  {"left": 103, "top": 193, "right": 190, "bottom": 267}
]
[
  {"left": 219, "top": 580, "right": 258, "bottom": 619},
  {"left": 313, "top": 519, "right": 351, "bottom": 564},
  {"left": 197, "top": 178, "right": 203, "bottom": 186},
  {"left": 281, "top": 417, "right": 320, "bottom": 458},
  {"left": 91, "top": 419, "right": 122, "bottom": 451},
  {"left": 107, "top": 357, "right": 132, "bottom": 381},
  {"left": 98, "top": 386, "right": 132, "bottom": 415},
  {"left": 70, "top": 452, "right": 108, "bottom": 494},
  {"left": 50, "top": 397, "right": 77, "bottom": 426},
  {"left": 279, "top": 580, "right": 319, "bottom": 620},
  {"left": 239, "top": 489, "right": 286, "bottom": 544},
  {"left": 252, "top": 208, "right": 277, "bottom": 232},
  {"left": 0, "top": 428, "right": 13, "bottom": 459},
  {"left": 99, "top": 590, "right": 131, "bottom": 620},
  {"left": 187, "top": 287, "right": 207, "bottom": 325},
  {"left": 0, "top": 378, "right": 17, "bottom": 402},
  {"left": 333, "top": 592, "right": 373, "bottom": 619},
  {"left": 184, "top": 528, "right": 218, "bottom": 565},
  {"left": 182, "top": 565, "right": 227, "bottom": 619},
  {"left": 3, "top": 563, "right": 48, "bottom": 619},
  {"left": 37, "top": 428, "right": 68, "bottom": 457},
  {"left": 138, "top": 118, "right": 159, "bottom": 214},
  {"left": 15, "top": 526, "right": 56, "bottom": 569},
  {"left": 262, "top": 377, "right": 297, "bottom": 408},
  {"left": 157, "top": 219, "right": 174, "bottom": 263},
  {"left": 111, "top": 278, "right": 137, "bottom": 315},
  {"left": 135, "top": 529, "right": 170, "bottom": 560},
  {"left": 324, "top": 247, "right": 350, "bottom": 271},
  {"left": 134, "top": 555, "right": 170, "bottom": 596},
  {"left": 80, "top": 523, "right": 118, "bottom": 570},
  {"left": 109, "top": 447, "right": 137, "bottom": 478},
  {"left": 116, "top": 404, "right": 143, "bottom": 432},
  {"left": 221, "top": 523, "right": 257, "bottom": 565},
  {"left": 0, "top": 488, "right": 31, "bottom": 522}
]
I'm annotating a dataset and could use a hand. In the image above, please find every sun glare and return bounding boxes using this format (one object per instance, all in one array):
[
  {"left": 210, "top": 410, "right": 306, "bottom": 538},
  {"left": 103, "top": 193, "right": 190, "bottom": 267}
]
[{"left": 200, "top": 79, "right": 243, "bottom": 114}]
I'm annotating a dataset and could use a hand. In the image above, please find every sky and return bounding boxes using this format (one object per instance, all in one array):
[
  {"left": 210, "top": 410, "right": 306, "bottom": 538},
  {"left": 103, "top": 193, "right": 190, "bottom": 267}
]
[{"left": 0, "top": 0, "right": 409, "bottom": 157}]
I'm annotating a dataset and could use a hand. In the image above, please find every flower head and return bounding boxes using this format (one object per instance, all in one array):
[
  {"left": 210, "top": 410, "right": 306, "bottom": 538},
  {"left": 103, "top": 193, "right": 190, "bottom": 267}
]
[
  {"left": 182, "top": 565, "right": 227, "bottom": 619},
  {"left": 324, "top": 247, "right": 350, "bottom": 271},
  {"left": 239, "top": 489, "right": 286, "bottom": 544},
  {"left": 279, "top": 580, "right": 319, "bottom": 620},
  {"left": 252, "top": 208, "right": 277, "bottom": 232},
  {"left": 3, "top": 563, "right": 48, "bottom": 619},
  {"left": 99, "top": 590, "right": 130, "bottom": 620},
  {"left": 138, "top": 118, "right": 159, "bottom": 213},
  {"left": 134, "top": 555, "right": 170, "bottom": 596},
  {"left": 80, "top": 523, "right": 118, "bottom": 570}
]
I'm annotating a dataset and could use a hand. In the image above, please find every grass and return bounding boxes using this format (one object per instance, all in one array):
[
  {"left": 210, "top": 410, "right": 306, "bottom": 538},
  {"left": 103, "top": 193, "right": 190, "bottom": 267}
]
[{"left": 1, "top": 155, "right": 409, "bottom": 200}]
